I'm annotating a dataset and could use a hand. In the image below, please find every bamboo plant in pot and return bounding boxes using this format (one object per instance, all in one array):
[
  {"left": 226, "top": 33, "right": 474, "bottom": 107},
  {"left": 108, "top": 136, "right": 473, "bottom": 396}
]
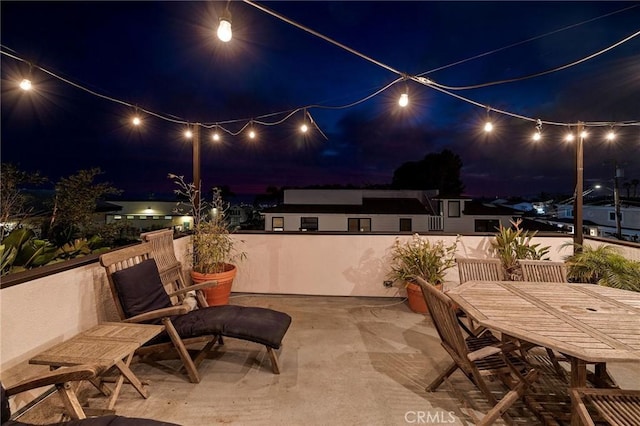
[
  {"left": 170, "top": 174, "right": 246, "bottom": 306},
  {"left": 387, "top": 234, "right": 458, "bottom": 313}
]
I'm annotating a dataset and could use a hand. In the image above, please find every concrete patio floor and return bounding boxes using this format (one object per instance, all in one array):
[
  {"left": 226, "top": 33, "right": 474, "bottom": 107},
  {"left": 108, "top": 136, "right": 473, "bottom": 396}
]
[{"left": 15, "top": 294, "right": 640, "bottom": 425}]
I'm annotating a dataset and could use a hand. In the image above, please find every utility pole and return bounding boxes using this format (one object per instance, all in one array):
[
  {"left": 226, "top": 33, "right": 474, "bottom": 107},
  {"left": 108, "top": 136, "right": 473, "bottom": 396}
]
[
  {"left": 613, "top": 163, "right": 623, "bottom": 239},
  {"left": 573, "top": 122, "right": 584, "bottom": 251}
]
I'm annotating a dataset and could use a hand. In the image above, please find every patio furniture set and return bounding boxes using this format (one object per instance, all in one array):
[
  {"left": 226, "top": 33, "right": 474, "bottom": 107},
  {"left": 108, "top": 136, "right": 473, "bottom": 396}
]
[{"left": 425, "top": 257, "right": 640, "bottom": 425}]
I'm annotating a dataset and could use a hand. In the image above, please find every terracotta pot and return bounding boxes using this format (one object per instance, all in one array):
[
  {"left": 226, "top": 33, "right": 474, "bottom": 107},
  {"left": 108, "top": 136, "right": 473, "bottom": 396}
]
[
  {"left": 191, "top": 264, "right": 237, "bottom": 306},
  {"left": 406, "top": 281, "right": 443, "bottom": 314}
]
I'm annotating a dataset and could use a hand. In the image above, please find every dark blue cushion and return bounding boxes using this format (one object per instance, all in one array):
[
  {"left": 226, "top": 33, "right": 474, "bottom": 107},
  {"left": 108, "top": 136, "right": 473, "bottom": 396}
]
[{"left": 111, "top": 259, "right": 172, "bottom": 322}]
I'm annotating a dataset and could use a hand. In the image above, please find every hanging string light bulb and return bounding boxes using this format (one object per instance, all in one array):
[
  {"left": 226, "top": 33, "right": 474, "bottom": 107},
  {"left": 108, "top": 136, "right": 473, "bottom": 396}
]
[
  {"left": 398, "top": 92, "right": 408, "bottom": 108},
  {"left": 184, "top": 128, "right": 193, "bottom": 139},
  {"left": 217, "top": 3, "right": 232, "bottom": 42},
  {"left": 580, "top": 129, "right": 588, "bottom": 139},
  {"left": 19, "top": 78, "right": 32, "bottom": 91},
  {"left": 565, "top": 132, "right": 574, "bottom": 142},
  {"left": 212, "top": 126, "right": 221, "bottom": 142},
  {"left": 532, "top": 119, "right": 542, "bottom": 141},
  {"left": 605, "top": 126, "right": 616, "bottom": 141},
  {"left": 483, "top": 107, "right": 493, "bottom": 132},
  {"left": 247, "top": 121, "right": 256, "bottom": 139},
  {"left": 300, "top": 109, "right": 309, "bottom": 133},
  {"left": 132, "top": 116, "right": 141, "bottom": 126}
]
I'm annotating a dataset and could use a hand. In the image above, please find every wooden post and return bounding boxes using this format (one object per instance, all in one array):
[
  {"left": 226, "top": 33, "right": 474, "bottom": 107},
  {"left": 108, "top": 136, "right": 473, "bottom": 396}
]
[
  {"left": 193, "top": 124, "right": 201, "bottom": 213},
  {"left": 573, "top": 122, "right": 584, "bottom": 252}
]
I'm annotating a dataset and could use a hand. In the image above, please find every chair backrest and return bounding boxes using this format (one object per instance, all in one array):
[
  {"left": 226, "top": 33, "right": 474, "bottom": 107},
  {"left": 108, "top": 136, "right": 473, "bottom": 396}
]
[
  {"left": 415, "top": 277, "right": 470, "bottom": 366},
  {"left": 140, "top": 228, "right": 186, "bottom": 294},
  {"left": 518, "top": 260, "right": 567, "bottom": 282},
  {"left": 100, "top": 243, "right": 171, "bottom": 321},
  {"left": 456, "top": 258, "right": 504, "bottom": 283}
]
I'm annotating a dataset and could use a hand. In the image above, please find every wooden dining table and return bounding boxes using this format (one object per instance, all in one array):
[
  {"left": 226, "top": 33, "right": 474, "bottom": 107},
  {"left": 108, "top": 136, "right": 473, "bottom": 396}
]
[{"left": 446, "top": 280, "right": 640, "bottom": 425}]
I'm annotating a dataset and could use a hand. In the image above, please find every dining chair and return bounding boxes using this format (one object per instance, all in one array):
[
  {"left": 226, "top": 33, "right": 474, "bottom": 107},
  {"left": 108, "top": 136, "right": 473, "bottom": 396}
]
[
  {"left": 456, "top": 258, "right": 505, "bottom": 283},
  {"left": 416, "top": 277, "right": 539, "bottom": 426},
  {"left": 570, "top": 387, "right": 640, "bottom": 426},
  {"left": 518, "top": 260, "right": 567, "bottom": 283}
]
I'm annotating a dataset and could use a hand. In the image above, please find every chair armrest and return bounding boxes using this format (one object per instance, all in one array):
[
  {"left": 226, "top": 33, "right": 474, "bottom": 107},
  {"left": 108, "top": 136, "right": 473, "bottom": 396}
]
[
  {"left": 4, "top": 364, "right": 106, "bottom": 397},
  {"left": 123, "top": 305, "right": 190, "bottom": 323},
  {"left": 168, "top": 280, "right": 218, "bottom": 298}
]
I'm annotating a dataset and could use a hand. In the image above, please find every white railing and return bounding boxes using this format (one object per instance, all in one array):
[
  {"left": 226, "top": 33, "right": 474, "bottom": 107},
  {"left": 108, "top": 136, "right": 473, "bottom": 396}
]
[{"left": 427, "top": 215, "right": 444, "bottom": 231}]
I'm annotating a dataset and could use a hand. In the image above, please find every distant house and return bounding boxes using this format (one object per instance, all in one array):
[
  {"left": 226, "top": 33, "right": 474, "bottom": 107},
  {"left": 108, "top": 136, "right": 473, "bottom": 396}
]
[
  {"left": 552, "top": 200, "right": 640, "bottom": 241},
  {"left": 262, "top": 189, "right": 442, "bottom": 232},
  {"left": 104, "top": 200, "right": 192, "bottom": 232},
  {"left": 436, "top": 197, "right": 522, "bottom": 233}
]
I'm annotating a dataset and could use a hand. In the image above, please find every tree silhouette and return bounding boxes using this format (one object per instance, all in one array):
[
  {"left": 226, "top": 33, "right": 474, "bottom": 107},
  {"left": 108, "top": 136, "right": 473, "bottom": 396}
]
[{"left": 391, "top": 149, "right": 464, "bottom": 196}]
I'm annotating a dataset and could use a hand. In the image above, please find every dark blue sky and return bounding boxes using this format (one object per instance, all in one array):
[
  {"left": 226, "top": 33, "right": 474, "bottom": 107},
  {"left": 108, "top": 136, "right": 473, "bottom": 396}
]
[{"left": 2, "top": 1, "right": 639, "bottom": 199}]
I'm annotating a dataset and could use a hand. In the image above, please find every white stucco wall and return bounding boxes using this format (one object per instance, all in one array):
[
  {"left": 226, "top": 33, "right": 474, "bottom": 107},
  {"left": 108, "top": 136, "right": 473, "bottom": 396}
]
[{"left": 0, "top": 233, "right": 579, "bottom": 371}]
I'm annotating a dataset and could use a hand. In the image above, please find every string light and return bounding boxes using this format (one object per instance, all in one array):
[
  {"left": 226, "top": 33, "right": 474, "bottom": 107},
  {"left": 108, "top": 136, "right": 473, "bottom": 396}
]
[
  {"left": 398, "top": 93, "right": 408, "bottom": 107},
  {"left": 212, "top": 131, "right": 221, "bottom": 142},
  {"left": 19, "top": 78, "right": 32, "bottom": 91},
  {"left": 248, "top": 130, "right": 256, "bottom": 139},
  {"left": 606, "top": 128, "right": 616, "bottom": 141},
  {"left": 580, "top": 130, "right": 588, "bottom": 139},
  {"left": 565, "top": 132, "right": 575, "bottom": 142},
  {"left": 217, "top": 5, "right": 232, "bottom": 42},
  {"left": 483, "top": 107, "right": 493, "bottom": 132},
  {"left": 184, "top": 129, "right": 193, "bottom": 139},
  {"left": 132, "top": 116, "right": 141, "bottom": 126},
  {"left": 532, "top": 119, "right": 543, "bottom": 141}
]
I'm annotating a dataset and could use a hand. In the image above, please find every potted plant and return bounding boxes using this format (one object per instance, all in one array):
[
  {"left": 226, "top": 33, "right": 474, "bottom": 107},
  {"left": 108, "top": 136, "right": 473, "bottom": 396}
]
[
  {"left": 170, "top": 174, "right": 246, "bottom": 305},
  {"left": 387, "top": 234, "right": 458, "bottom": 313},
  {"left": 491, "top": 218, "right": 550, "bottom": 281},
  {"left": 564, "top": 243, "right": 640, "bottom": 292}
]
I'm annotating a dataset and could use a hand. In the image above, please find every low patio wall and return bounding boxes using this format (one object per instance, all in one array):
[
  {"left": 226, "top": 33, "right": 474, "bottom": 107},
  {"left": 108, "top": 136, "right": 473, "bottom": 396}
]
[{"left": 0, "top": 232, "right": 580, "bottom": 371}]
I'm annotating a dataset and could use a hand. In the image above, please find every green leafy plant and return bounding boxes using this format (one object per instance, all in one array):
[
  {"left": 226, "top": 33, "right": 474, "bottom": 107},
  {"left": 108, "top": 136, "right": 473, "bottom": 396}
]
[
  {"left": 564, "top": 243, "right": 640, "bottom": 292},
  {"left": 169, "top": 174, "right": 246, "bottom": 274},
  {"left": 491, "top": 218, "right": 550, "bottom": 280},
  {"left": 387, "top": 234, "right": 458, "bottom": 285}
]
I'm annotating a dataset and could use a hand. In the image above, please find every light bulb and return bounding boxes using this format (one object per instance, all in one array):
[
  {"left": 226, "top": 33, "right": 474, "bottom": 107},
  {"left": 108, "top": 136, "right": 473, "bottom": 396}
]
[
  {"left": 185, "top": 130, "right": 193, "bottom": 139},
  {"left": 217, "top": 18, "right": 232, "bottom": 42},
  {"left": 19, "top": 79, "right": 32, "bottom": 91},
  {"left": 565, "top": 133, "right": 574, "bottom": 142},
  {"left": 212, "top": 132, "right": 220, "bottom": 142},
  {"left": 532, "top": 131, "right": 541, "bottom": 141},
  {"left": 580, "top": 130, "right": 588, "bottom": 139},
  {"left": 300, "top": 124, "right": 308, "bottom": 133},
  {"left": 484, "top": 122, "right": 493, "bottom": 132},
  {"left": 249, "top": 130, "right": 256, "bottom": 139},
  {"left": 606, "top": 131, "right": 616, "bottom": 141},
  {"left": 398, "top": 93, "right": 408, "bottom": 107},
  {"left": 132, "top": 116, "right": 141, "bottom": 126}
]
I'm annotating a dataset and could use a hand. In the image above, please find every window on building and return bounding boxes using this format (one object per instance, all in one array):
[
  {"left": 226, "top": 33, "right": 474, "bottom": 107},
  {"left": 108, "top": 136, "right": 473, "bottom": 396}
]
[
  {"left": 164, "top": 216, "right": 172, "bottom": 220},
  {"left": 114, "top": 215, "right": 122, "bottom": 220},
  {"left": 300, "top": 217, "right": 318, "bottom": 231},
  {"left": 448, "top": 201, "right": 461, "bottom": 217},
  {"left": 272, "top": 217, "right": 284, "bottom": 231},
  {"left": 126, "top": 215, "right": 134, "bottom": 220},
  {"left": 609, "top": 211, "right": 622, "bottom": 222},
  {"left": 348, "top": 218, "right": 371, "bottom": 232},
  {"left": 474, "top": 219, "right": 500, "bottom": 233},
  {"left": 399, "top": 218, "right": 412, "bottom": 232}
]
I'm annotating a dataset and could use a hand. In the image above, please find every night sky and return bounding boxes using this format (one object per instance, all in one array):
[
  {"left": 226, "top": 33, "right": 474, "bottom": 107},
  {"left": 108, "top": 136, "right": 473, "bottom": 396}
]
[{"left": 2, "top": 1, "right": 639, "bottom": 200}]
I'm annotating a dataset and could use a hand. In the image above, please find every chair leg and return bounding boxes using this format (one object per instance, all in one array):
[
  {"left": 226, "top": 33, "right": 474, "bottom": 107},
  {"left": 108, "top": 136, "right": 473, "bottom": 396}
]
[
  {"left": 426, "top": 361, "right": 458, "bottom": 392},
  {"left": 57, "top": 382, "right": 86, "bottom": 420},
  {"left": 266, "top": 346, "right": 281, "bottom": 374},
  {"left": 192, "top": 338, "right": 217, "bottom": 368},
  {"left": 163, "top": 318, "right": 200, "bottom": 383}
]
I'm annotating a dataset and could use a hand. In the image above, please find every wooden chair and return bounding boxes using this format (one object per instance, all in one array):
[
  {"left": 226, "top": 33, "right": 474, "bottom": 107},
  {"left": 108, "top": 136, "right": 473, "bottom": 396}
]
[
  {"left": 1, "top": 364, "right": 180, "bottom": 425},
  {"left": 455, "top": 258, "right": 504, "bottom": 334},
  {"left": 100, "top": 244, "right": 291, "bottom": 383},
  {"left": 416, "top": 277, "right": 539, "bottom": 426},
  {"left": 518, "top": 260, "right": 567, "bottom": 283},
  {"left": 456, "top": 258, "right": 505, "bottom": 283},
  {"left": 570, "top": 388, "right": 640, "bottom": 426}
]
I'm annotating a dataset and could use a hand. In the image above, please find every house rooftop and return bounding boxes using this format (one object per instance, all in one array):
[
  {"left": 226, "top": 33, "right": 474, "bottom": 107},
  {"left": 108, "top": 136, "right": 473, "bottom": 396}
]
[{"left": 263, "top": 197, "right": 436, "bottom": 215}]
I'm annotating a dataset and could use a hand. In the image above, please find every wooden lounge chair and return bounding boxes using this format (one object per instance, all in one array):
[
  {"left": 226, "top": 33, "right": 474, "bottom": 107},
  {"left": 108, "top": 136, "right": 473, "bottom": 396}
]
[
  {"left": 570, "top": 388, "right": 640, "bottom": 426},
  {"left": 518, "top": 260, "right": 567, "bottom": 283},
  {"left": 100, "top": 243, "right": 291, "bottom": 383},
  {"left": 456, "top": 258, "right": 505, "bottom": 283},
  {"left": 1, "top": 364, "right": 179, "bottom": 425},
  {"left": 416, "top": 277, "right": 539, "bottom": 426}
]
